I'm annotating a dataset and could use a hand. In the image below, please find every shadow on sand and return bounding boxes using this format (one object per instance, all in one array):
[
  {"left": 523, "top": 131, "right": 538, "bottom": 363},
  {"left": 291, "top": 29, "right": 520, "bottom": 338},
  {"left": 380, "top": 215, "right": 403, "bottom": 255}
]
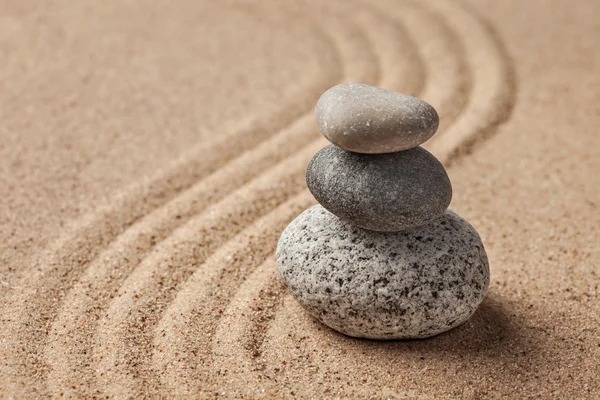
[{"left": 306, "top": 292, "right": 541, "bottom": 395}]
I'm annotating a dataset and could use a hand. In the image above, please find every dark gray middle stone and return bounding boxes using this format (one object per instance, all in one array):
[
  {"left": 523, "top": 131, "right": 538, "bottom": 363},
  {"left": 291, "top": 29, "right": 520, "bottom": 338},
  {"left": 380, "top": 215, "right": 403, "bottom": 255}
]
[{"left": 306, "top": 145, "right": 452, "bottom": 232}]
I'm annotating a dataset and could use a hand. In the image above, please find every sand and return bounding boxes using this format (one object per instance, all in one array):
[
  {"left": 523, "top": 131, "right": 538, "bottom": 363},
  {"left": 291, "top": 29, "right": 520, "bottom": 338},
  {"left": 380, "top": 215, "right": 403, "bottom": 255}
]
[{"left": 0, "top": 0, "right": 598, "bottom": 398}]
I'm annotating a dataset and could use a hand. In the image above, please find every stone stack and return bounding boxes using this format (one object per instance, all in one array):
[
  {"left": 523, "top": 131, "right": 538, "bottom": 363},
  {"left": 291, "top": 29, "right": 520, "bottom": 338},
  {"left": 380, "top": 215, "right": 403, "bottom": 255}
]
[{"left": 276, "top": 83, "right": 489, "bottom": 339}]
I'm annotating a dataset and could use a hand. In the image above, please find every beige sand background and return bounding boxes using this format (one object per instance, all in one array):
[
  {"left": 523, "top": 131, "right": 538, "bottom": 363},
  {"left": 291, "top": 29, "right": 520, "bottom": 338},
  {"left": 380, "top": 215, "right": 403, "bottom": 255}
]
[{"left": 1, "top": 0, "right": 599, "bottom": 398}]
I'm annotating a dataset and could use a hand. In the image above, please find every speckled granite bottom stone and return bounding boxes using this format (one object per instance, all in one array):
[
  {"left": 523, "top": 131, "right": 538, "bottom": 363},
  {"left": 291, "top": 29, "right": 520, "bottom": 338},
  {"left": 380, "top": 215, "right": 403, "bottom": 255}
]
[{"left": 276, "top": 205, "right": 490, "bottom": 339}]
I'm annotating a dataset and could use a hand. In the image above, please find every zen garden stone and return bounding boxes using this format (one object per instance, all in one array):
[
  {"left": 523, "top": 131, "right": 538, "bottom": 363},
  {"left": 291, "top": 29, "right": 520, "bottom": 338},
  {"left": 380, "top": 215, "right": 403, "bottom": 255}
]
[
  {"left": 276, "top": 206, "right": 489, "bottom": 339},
  {"left": 306, "top": 145, "right": 452, "bottom": 232},
  {"left": 315, "top": 83, "right": 439, "bottom": 154},
  {"left": 277, "top": 83, "right": 489, "bottom": 339}
]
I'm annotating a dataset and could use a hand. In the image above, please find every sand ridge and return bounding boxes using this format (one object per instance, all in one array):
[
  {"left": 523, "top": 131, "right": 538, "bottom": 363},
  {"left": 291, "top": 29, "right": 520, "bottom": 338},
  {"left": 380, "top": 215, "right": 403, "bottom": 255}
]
[{"left": 1, "top": 0, "right": 599, "bottom": 398}]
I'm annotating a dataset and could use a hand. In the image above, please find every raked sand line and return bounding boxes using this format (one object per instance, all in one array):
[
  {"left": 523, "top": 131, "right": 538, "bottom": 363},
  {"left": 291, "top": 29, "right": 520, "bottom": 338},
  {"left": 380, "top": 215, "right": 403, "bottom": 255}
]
[
  {"left": 423, "top": 0, "right": 516, "bottom": 164},
  {"left": 150, "top": 0, "right": 456, "bottom": 395},
  {"left": 398, "top": 0, "right": 470, "bottom": 132},
  {"left": 211, "top": 257, "right": 286, "bottom": 398},
  {"left": 152, "top": 191, "right": 316, "bottom": 398},
  {"left": 44, "top": 1, "right": 380, "bottom": 397},
  {"left": 1, "top": 65, "right": 340, "bottom": 397},
  {"left": 90, "top": 138, "right": 329, "bottom": 398},
  {"left": 0, "top": 2, "right": 343, "bottom": 396},
  {"left": 342, "top": 0, "right": 425, "bottom": 96},
  {"left": 44, "top": 113, "right": 321, "bottom": 396},
  {"left": 91, "top": 3, "right": 387, "bottom": 395},
  {"left": 42, "top": 7, "right": 350, "bottom": 384},
  {"left": 209, "top": 0, "right": 515, "bottom": 397},
  {"left": 128, "top": 0, "right": 484, "bottom": 396},
  {"left": 362, "top": 0, "right": 470, "bottom": 132},
  {"left": 161, "top": 0, "right": 480, "bottom": 395},
  {"left": 3, "top": 93, "right": 339, "bottom": 396},
  {"left": 2, "top": 0, "right": 514, "bottom": 396}
]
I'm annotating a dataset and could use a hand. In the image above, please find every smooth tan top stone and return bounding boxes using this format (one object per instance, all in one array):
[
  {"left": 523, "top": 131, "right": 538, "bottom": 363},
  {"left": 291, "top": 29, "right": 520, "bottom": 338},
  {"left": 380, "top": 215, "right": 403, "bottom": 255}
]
[{"left": 315, "top": 83, "right": 439, "bottom": 154}]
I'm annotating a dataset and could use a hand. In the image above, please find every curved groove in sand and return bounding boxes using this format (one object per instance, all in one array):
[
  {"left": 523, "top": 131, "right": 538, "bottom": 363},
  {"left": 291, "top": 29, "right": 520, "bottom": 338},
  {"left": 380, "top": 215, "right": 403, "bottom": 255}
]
[
  {"left": 362, "top": 0, "right": 470, "bottom": 132},
  {"left": 102, "top": 0, "right": 474, "bottom": 394},
  {"left": 210, "top": 258, "right": 285, "bottom": 397},
  {"left": 43, "top": 15, "right": 361, "bottom": 397},
  {"left": 90, "top": 4, "right": 385, "bottom": 397},
  {"left": 2, "top": 0, "right": 516, "bottom": 397},
  {"left": 55, "top": 0, "right": 488, "bottom": 396},
  {"left": 423, "top": 0, "right": 516, "bottom": 164},
  {"left": 208, "top": 0, "right": 516, "bottom": 397},
  {"left": 347, "top": 0, "right": 425, "bottom": 95},
  {"left": 43, "top": 1, "right": 386, "bottom": 396},
  {"left": 153, "top": 0, "right": 480, "bottom": 397},
  {"left": 43, "top": 113, "right": 321, "bottom": 395},
  {"left": 89, "top": 138, "right": 328, "bottom": 398},
  {"left": 44, "top": 11, "right": 352, "bottom": 397},
  {"left": 2, "top": 4, "right": 342, "bottom": 396},
  {"left": 43, "top": 9, "right": 352, "bottom": 387},
  {"left": 147, "top": 1, "right": 443, "bottom": 396},
  {"left": 152, "top": 191, "right": 316, "bottom": 398}
]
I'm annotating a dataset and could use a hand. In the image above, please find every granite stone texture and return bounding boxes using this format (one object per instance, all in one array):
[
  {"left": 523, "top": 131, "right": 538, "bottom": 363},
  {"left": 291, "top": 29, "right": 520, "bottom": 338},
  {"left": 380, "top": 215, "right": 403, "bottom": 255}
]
[
  {"left": 276, "top": 205, "right": 490, "bottom": 339},
  {"left": 306, "top": 145, "right": 452, "bottom": 232},
  {"left": 315, "top": 83, "right": 439, "bottom": 154}
]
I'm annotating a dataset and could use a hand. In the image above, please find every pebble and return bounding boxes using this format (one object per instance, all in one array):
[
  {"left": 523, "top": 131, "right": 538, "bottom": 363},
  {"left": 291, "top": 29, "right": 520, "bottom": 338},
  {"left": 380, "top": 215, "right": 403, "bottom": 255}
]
[
  {"left": 276, "top": 205, "right": 489, "bottom": 339},
  {"left": 315, "top": 83, "right": 439, "bottom": 154},
  {"left": 306, "top": 145, "right": 452, "bottom": 232}
]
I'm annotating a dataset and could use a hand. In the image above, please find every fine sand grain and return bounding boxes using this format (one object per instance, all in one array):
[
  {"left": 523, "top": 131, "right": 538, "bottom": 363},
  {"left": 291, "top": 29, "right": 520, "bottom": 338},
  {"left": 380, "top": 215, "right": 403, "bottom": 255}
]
[{"left": 1, "top": 0, "right": 599, "bottom": 398}]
